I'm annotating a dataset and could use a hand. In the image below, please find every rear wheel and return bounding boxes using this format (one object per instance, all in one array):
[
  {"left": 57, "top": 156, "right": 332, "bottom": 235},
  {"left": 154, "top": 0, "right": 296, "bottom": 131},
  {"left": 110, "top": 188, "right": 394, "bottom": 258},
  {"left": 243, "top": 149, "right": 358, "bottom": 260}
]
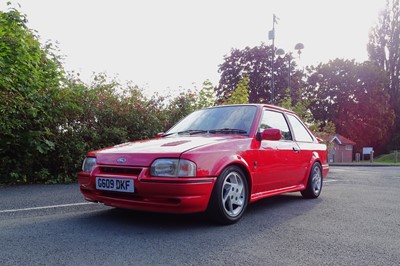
[
  {"left": 301, "top": 162, "right": 323, "bottom": 199},
  {"left": 208, "top": 166, "right": 248, "bottom": 225}
]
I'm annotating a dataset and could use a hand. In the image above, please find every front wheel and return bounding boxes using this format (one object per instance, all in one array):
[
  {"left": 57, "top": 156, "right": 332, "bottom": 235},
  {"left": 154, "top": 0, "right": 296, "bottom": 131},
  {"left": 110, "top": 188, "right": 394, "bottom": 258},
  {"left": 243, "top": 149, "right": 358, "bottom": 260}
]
[
  {"left": 301, "top": 162, "right": 323, "bottom": 199},
  {"left": 207, "top": 166, "right": 248, "bottom": 225}
]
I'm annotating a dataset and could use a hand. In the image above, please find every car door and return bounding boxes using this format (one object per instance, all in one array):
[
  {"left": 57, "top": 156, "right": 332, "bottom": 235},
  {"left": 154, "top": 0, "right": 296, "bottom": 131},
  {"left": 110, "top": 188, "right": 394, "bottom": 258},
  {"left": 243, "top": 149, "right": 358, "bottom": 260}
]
[{"left": 254, "top": 109, "right": 303, "bottom": 192}]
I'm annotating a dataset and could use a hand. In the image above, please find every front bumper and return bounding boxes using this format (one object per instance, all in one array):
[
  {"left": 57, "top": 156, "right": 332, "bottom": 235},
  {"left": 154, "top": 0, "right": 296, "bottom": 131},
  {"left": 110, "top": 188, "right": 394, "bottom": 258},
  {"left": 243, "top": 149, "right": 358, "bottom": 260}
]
[{"left": 78, "top": 166, "right": 216, "bottom": 214}]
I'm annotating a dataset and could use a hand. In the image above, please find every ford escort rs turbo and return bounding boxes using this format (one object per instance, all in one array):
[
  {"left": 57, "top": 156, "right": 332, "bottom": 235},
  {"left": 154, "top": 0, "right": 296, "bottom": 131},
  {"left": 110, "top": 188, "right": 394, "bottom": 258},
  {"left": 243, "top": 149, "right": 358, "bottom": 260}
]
[{"left": 78, "top": 104, "right": 329, "bottom": 224}]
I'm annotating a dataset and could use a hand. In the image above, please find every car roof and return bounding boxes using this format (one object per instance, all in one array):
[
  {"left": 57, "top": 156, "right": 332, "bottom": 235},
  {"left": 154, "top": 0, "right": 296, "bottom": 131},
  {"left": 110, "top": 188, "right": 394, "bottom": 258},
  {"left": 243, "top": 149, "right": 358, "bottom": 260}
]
[{"left": 207, "top": 103, "right": 297, "bottom": 115}]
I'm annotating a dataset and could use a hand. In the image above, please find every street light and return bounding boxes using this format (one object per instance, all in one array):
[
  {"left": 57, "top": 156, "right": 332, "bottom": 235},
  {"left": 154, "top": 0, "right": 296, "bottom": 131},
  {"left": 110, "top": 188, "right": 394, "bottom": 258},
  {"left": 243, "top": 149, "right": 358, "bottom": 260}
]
[
  {"left": 275, "top": 43, "right": 304, "bottom": 103},
  {"left": 294, "top": 43, "right": 305, "bottom": 58}
]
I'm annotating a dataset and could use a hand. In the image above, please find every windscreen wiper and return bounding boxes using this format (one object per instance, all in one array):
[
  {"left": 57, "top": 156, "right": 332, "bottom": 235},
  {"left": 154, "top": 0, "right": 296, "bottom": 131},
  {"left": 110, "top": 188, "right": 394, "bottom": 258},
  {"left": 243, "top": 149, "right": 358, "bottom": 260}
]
[
  {"left": 161, "top": 130, "right": 208, "bottom": 137},
  {"left": 208, "top": 128, "right": 247, "bottom": 134}
]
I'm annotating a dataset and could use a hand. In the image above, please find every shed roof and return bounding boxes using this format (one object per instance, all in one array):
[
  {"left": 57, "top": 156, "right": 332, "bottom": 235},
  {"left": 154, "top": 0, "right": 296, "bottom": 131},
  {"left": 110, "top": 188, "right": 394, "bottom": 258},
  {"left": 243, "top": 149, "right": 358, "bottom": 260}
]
[{"left": 330, "top": 134, "right": 356, "bottom": 145}]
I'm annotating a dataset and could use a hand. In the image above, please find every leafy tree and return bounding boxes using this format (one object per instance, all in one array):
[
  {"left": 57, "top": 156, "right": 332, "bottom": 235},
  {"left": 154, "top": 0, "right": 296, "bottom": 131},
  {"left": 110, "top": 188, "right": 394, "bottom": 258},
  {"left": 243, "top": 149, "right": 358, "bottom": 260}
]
[
  {"left": 368, "top": 0, "right": 400, "bottom": 148},
  {"left": 305, "top": 59, "right": 395, "bottom": 154},
  {"left": 0, "top": 6, "right": 63, "bottom": 183},
  {"left": 217, "top": 44, "right": 304, "bottom": 104},
  {"left": 196, "top": 79, "right": 216, "bottom": 109},
  {"left": 164, "top": 90, "right": 198, "bottom": 129},
  {"left": 223, "top": 74, "right": 250, "bottom": 105}
]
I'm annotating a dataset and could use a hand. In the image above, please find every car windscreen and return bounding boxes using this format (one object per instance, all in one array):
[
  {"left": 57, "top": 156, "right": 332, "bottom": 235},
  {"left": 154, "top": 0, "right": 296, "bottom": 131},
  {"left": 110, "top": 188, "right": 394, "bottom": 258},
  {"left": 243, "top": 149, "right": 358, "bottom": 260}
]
[{"left": 166, "top": 105, "right": 257, "bottom": 135}]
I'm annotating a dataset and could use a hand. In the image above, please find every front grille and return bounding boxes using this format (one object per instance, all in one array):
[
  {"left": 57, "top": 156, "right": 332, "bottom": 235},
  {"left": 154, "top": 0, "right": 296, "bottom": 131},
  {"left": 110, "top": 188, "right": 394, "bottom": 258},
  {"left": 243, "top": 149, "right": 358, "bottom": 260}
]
[
  {"left": 99, "top": 190, "right": 181, "bottom": 204},
  {"left": 100, "top": 167, "right": 142, "bottom": 175}
]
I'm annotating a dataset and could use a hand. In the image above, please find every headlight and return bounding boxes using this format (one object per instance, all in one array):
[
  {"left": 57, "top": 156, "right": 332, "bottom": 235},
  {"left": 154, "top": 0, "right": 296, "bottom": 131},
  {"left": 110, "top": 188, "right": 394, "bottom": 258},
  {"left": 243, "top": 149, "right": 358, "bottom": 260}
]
[
  {"left": 151, "top": 159, "right": 196, "bottom": 177},
  {"left": 82, "top": 157, "right": 97, "bottom": 173}
]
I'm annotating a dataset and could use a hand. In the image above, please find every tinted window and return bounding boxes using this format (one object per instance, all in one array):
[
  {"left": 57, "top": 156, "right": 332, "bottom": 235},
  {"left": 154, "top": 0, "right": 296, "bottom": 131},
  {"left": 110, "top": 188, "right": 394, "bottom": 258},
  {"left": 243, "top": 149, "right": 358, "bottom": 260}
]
[
  {"left": 259, "top": 110, "right": 292, "bottom": 140},
  {"left": 287, "top": 114, "right": 313, "bottom": 142}
]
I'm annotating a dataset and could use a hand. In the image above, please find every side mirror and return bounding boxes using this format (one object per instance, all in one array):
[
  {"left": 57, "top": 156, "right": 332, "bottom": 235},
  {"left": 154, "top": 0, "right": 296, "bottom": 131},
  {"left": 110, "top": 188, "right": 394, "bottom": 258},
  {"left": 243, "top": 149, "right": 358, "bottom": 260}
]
[
  {"left": 260, "top": 128, "right": 282, "bottom": 141},
  {"left": 156, "top": 132, "right": 164, "bottom": 138}
]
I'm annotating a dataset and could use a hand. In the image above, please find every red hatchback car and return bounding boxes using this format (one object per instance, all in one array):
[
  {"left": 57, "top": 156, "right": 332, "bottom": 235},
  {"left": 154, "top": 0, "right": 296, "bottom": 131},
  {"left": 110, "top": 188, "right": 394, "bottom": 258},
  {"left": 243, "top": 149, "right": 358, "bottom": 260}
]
[{"left": 78, "top": 104, "right": 329, "bottom": 224}]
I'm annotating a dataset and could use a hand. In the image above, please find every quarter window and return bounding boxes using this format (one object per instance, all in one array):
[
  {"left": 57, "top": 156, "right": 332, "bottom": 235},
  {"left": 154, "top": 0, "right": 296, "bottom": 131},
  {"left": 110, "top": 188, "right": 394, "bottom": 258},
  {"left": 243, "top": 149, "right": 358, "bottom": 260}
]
[
  {"left": 287, "top": 114, "right": 313, "bottom": 142},
  {"left": 259, "top": 110, "right": 292, "bottom": 140}
]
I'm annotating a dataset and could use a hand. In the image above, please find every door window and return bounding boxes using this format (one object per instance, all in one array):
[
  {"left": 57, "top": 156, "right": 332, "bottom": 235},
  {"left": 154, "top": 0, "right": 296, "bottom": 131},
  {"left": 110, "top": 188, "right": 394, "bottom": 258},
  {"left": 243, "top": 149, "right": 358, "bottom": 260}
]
[
  {"left": 287, "top": 114, "right": 313, "bottom": 142},
  {"left": 259, "top": 110, "right": 292, "bottom": 140}
]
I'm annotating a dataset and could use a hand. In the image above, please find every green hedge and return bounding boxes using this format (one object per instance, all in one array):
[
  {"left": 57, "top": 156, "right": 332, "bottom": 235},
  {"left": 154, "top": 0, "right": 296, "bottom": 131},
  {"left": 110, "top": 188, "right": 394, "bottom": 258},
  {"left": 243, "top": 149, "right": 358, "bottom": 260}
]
[{"left": 1, "top": 72, "right": 200, "bottom": 184}]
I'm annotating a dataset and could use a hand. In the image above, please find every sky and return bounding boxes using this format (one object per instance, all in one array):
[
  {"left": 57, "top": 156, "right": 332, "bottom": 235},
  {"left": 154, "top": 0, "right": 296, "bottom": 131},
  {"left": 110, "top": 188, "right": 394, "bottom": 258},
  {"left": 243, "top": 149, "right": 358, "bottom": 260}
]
[{"left": 1, "top": 0, "right": 387, "bottom": 96}]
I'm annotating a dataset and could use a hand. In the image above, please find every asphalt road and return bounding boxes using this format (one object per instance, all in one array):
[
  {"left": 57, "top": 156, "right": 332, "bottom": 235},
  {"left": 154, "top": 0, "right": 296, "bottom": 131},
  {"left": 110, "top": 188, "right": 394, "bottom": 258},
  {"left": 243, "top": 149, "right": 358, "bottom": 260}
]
[{"left": 1, "top": 166, "right": 400, "bottom": 266}]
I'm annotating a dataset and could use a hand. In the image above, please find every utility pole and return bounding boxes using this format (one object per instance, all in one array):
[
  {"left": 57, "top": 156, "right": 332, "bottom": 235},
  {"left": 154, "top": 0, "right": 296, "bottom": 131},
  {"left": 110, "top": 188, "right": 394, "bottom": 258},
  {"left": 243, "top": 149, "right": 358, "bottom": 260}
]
[{"left": 269, "top": 14, "right": 279, "bottom": 104}]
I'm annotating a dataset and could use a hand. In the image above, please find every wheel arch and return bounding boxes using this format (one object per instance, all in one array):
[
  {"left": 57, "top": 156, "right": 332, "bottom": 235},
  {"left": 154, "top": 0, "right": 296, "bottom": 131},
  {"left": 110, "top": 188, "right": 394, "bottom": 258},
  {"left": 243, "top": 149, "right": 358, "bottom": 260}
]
[
  {"left": 304, "top": 152, "right": 323, "bottom": 182},
  {"left": 301, "top": 159, "right": 323, "bottom": 198},
  {"left": 206, "top": 162, "right": 251, "bottom": 224},
  {"left": 215, "top": 162, "right": 253, "bottom": 201}
]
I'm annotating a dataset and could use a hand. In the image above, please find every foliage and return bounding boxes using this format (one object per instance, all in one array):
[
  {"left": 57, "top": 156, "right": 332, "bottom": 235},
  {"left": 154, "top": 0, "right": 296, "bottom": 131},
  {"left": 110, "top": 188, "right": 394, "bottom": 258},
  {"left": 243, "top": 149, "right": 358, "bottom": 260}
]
[
  {"left": 163, "top": 90, "right": 198, "bottom": 130},
  {"left": 196, "top": 79, "right": 216, "bottom": 109},
  {"left": 217, "top": 44, "right": 305, "bottom": 104},
  {"left": 0, "top": 6, "right": 63, "bottom": 183},
  {"left": 304, "top": 59, "right": 395, "bottom": 154},
  {"left": 223, "top": 74, "right": 250, "bottom": 105},
  {"left": 368, "top": 0, "right": 400, "bottom": 149},
  {"left": 42, "top": 74, "right": 168, "bottom": 183}
]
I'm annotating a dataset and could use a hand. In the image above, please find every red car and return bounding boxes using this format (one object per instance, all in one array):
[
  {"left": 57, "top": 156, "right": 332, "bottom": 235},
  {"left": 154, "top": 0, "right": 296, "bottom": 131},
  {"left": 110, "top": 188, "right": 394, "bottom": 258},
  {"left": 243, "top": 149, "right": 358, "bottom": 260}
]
[{"left": 78, "top": 104, "right": 329, "bottom": 224}]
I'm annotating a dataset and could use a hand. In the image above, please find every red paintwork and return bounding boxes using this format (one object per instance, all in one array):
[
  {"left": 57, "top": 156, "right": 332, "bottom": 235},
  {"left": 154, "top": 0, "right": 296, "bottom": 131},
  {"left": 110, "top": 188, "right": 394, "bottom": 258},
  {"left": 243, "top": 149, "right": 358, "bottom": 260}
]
[{"left": 78, "top": 104, "right": 329, "bottom": 214}]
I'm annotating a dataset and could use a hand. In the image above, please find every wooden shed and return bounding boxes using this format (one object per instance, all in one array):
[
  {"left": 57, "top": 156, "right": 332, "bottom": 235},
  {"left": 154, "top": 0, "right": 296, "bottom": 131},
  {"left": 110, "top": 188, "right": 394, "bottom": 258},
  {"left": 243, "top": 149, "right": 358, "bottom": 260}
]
[{"left": 327, "top": 134, "right": 356, "bottom": 163}]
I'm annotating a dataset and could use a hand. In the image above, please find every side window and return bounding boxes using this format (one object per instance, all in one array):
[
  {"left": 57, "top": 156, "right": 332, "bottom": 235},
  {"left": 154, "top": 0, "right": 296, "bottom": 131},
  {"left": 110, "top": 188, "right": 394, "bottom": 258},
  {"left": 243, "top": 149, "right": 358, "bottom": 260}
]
[
  {"left": 287, "top": 114, "right": 313, "bottom": 142},
  {"left": 259, "top": 110, "right": 292, "bottom": 140}
]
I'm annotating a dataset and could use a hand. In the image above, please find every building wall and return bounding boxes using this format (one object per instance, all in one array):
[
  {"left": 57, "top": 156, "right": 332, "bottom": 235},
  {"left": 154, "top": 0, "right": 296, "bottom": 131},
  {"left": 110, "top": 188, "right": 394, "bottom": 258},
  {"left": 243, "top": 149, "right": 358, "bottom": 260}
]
[{"left": 330, "top": 144, "right": 353, "bottom": 163}]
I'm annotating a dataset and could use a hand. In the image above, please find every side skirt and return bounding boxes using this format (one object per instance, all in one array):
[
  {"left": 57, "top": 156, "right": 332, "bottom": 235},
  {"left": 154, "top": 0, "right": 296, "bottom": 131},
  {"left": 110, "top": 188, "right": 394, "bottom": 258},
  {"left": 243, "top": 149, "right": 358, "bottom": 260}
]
[{"left": 250, "top": 184, "right": 306, "bottom": 203}]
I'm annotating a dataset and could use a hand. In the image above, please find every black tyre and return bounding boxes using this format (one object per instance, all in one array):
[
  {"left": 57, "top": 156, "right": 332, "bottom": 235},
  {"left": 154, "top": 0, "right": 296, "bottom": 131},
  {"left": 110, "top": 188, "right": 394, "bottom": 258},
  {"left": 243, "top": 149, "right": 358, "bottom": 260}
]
[
  {"left": 207, "top": 165, "right": 248, "bottom": 225},
  {"left": 301, "top": 162, "right": 323, "bottom": 199}
]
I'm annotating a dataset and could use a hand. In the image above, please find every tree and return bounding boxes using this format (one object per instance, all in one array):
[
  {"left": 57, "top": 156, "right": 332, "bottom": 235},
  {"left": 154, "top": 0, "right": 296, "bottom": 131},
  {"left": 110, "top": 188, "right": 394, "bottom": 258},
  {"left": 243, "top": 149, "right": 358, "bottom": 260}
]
[
  {"left": 164, "top": 90, "right": 198, "bottom": 129},
  {"left": 0, "top": 6, "right": 63, "bottom": 182},
  {"left": 368, "top": 0, "right": 400, "bottom": 148},
  {"left": 223, "top": 74, "right": 249, "bottom": 105},
  {"left": 305, "top": 59, "right": 395, "bottom": 154},
  {"left": 196, "top": 79, "right": 216, "bottom": 109},
  {"left": 217, "top": 44, "right": 304, "bottom": 104}
]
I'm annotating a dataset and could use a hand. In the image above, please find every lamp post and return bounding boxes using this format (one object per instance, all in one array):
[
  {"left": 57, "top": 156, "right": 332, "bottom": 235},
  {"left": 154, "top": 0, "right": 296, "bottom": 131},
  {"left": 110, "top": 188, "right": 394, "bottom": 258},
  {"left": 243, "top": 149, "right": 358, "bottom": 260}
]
[
  {"left": 275, "top": 43, "right": 304, "bottom": 103},
  {"left": 269, "top": 14, "right": 279, "bottom": 104}
]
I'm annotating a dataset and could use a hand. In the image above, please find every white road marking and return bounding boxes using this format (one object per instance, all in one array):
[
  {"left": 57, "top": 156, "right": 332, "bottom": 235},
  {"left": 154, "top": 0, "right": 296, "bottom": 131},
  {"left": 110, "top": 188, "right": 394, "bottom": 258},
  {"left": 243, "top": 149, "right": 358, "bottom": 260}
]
[
  {"left": 1, "top": 180, "right": 340, "bottom": 214},
  {"left": 0, "top": 202, "right": 94, "bottom": 214},
  {"left": 324, "top": 179, "right": 338, "bottom": 183}
]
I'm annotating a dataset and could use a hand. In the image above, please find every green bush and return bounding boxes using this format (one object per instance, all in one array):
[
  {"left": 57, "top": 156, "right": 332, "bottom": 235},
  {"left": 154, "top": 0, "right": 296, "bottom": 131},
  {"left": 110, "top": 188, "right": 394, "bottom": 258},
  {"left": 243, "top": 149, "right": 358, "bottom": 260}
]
[
  {"left": 0, "top": 7, "right": 63, "bottom": 183},
  {"left": 43, "top": 74, "right": 170, "bottom": 184}
]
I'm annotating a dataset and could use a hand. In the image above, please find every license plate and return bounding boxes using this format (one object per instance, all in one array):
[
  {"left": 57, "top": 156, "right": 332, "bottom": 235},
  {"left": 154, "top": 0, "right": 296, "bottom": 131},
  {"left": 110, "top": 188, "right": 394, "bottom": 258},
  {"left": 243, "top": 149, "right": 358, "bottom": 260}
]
[{"left": 96, "top": 177, "right": 134, "bottom": 193}]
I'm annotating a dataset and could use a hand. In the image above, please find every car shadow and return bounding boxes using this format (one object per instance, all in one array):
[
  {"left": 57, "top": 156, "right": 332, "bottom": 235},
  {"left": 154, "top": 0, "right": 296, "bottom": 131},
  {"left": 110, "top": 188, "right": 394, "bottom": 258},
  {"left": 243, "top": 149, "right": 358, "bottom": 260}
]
[
  {"left": 95, "top": 207, "right": 210, "bottom": 228},
  {"left": 77, "top": 192, "right": 322, "bottom": 230},
  {"left": 245, "top": 193, "right": 322, "bottom": 218}
]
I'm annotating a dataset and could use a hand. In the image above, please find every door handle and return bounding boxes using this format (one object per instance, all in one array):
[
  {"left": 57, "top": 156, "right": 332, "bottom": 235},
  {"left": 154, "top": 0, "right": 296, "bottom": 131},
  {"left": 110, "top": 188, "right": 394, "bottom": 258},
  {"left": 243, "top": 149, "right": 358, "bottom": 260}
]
[{"left": 292, "top": 146, "right": 300, "bottom": 153}]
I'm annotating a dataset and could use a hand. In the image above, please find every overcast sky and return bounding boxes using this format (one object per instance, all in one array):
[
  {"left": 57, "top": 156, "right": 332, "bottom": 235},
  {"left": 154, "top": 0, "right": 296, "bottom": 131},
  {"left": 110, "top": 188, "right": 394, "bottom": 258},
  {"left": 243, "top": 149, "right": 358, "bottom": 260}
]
[{"left": 1, "top": 0, "right": 387, "bottom": 96}]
